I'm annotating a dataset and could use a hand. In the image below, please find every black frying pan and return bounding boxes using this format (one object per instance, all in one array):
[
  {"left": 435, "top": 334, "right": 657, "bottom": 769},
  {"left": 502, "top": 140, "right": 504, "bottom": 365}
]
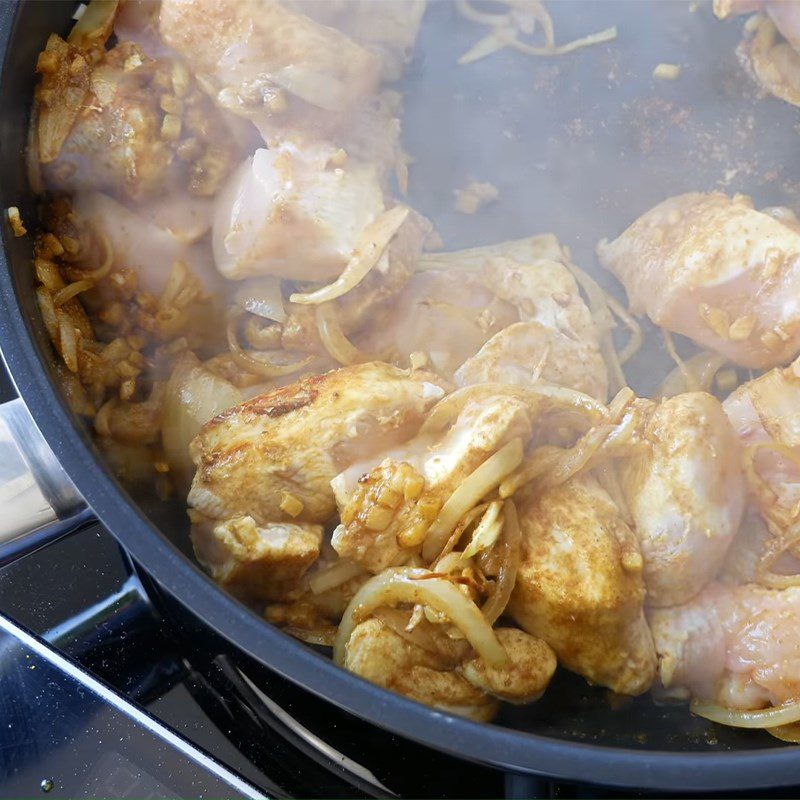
[{"left": 2, "top": 0, "right": 800, "bottom": 791}]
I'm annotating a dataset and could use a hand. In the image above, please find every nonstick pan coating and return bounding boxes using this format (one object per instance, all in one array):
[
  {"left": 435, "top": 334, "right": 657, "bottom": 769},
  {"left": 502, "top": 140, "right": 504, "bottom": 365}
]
[{"left": 2, "top": 0, "right": 800, "bottom": 789}]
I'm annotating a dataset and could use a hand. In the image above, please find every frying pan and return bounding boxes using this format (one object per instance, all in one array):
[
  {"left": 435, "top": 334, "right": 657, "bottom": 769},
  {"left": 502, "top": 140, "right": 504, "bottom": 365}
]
[{"left": 1, "top": 0, "right": 800, "bottom": 791}]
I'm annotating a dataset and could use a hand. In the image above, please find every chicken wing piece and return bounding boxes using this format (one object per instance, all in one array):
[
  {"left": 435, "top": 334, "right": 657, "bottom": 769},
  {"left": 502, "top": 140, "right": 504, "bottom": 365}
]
[
  {"left": 620, "top": 392, "right": 745, "bottom": 607},
  {"left": 597, "top": 192, "right": 800, "bottom": 369},
  {"left": 649, "top": 582, "right": 800, "bottom": 709},
  {"left": 158, "top": 0, "right": 381, "bottom": 141},
  {"left": 508, "top": 476, "right": 656, "bottom": 696},
  {"left": 190, "top": 514, "right": 323, "bottom": 603},
  {"left": 187, "top": 361, "right": 446, "bottom": 527},
  {"left": 723, "top": 356, "right": 800, "bottom": 523},
  {"left": 332, "top": 394, "right": 532, "bottom": 571},
  {"left": 212, "top": 144, "right": 384, "bottom": 282}
]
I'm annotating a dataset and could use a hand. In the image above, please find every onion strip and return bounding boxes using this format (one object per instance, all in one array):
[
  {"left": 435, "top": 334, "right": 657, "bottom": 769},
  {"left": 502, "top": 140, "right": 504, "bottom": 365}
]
[
  {"left": 308, "top": 558, "right": 365, "bottom": 595},
  {"left": 480, "top": 499, "right": 521, "bottom": 624},
  {"left": 315, "top": 303, "right": 369, "bottom": 366},
  {"left": 290, "top": 206, "right": 409, "bottom": 305},
  {"left": 227, "top": 311, "right": 312, "bottom": 378},
  {"left": 691, "top": 699, "right": 800, "bottom": 729},
  {"left": 422, "top": 438, "right": 523, "bottom": 562},
  {"left": 333, "top": 567, "right": 509, "bottom": 668}
]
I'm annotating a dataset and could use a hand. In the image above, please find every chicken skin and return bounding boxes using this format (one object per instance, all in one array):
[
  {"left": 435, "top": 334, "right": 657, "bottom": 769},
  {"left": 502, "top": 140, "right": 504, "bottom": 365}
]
[
  {"left": 597, "top": 192, "right": 800, "bottom": 369},
  {"left": 508, "top": 476, "right": 656, "bottom": 696},
  {"left": 649, "top": 582, "right": 800, "bottom": 710},
  {"left": 620, "top": 392, "right": 745, "bottom": 607},
  {"left": 187, "top": 362, "right": 445, "bottom": 528},
  {"left": 158, "top": 0, "right": 381, "bottom": 141}
]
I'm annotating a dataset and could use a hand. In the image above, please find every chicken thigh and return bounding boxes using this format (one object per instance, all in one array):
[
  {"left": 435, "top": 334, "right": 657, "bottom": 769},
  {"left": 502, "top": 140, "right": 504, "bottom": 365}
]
[
  {"left": 508, "top": 476, "right": 655, "bottom": 695},
  {"left": 597, "top": 192, "right": 800, "bottom": 369}
]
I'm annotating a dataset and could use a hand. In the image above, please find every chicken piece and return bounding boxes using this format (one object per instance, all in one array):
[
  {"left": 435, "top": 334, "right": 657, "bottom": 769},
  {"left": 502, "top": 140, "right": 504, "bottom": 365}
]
[
  {"left": 620, "top": 392, "right": 745, "bottom": 607},
  {"left": 289, "top": 0, "right": 428, "bottom": 82},
  {"left": 212, "top": 145, "right": 385, "bottom": 282},
  {"left": 649, "top": 581, "right": 800, "bottom": 709},
  {"left": 332, "top": 394, "right": 532, "bottom": 571},
  {"left": 35, "top": 36, "right": 171, "bottom": 201},
  {"left": 508, "top": 476, "right": 656, "bottom": 696},
  {"left": 159, "top": 0, "right": 381, "bottom": 141},
  {"left": 723, "top": 356, "right": 800, "bottom": 522},
  {"left": 457, "top": 628, "right": 557, "bottom": 704},
  {"left": 190, "top": 514, "right": 323, "bottom": 603},
  {"left": 597, "top": 192, "right": 800, "bottom": 369},
  {"left": 715, "top": 0, "right": 800, "bottom": 49},
  {"left": 372, "top": 235, "right": 605, "bottom": 392},
  {"left": 455, "top": 321, "right": 607, "bottom": 400},
  {"left": 187, "top": 362, "right": 445, "bottom": 527},
  {"left": 73, "top": 191, "right": 217, "bottom": 295},
  {"left": 344, "top": 618, "right": 498, "bottom": 721}
]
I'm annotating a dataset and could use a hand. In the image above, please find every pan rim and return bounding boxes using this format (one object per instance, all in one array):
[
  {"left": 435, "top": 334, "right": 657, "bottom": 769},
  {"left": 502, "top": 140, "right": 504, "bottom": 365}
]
[{"left": 1, "top": 0, "right": 800, "bottom": 790}]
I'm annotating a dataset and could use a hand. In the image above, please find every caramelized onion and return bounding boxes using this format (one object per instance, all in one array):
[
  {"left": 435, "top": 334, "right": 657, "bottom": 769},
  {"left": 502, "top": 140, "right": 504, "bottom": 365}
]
[
  {"left": 691, "top": 699, "right": 800, "bottom": 729},
  {"left": 308, "top": 558, "right": 365, "bottom": 595},
  {"left": 480, "top": 499, "right": 521, "bottom": 624},
  {"left": 315, "top": 303, "right": 368, "bottom": 366},
  {"left": 227, "top": 310, "right": 312, "bottom": 378},
  {"left": 334, "top": 567, "right": 509, "bottom": 668}
]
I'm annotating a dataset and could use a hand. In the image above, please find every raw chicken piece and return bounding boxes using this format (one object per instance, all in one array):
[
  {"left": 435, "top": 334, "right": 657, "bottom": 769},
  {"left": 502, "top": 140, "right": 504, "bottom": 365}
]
[
  {"left": 723, "top": 356, "right": 800, "bottom": 521},
  {"left": 158, "top": 0, "right": 381, "bottom": 140},
  {"left": 620, "top": 392, "right": 745, "bottom": 607},
  {"left": 597, "top": 192, "right": 800, "bottom": 369},
  {"left": 455, "top": 320, "right": 607, "bottom": 400},
  {"left": 649, "top": 582, "right": 800, "bottom": 709},
  {"left": 187, "top": 362, "right": 445, "bottom": 527},
  {"left": 73, "top": 192, "right": 217, "bottom": 295},
  {"left": 212, "top": 145, "right": 385, "bottom": 282},
  {"left": 332, "top": 394, "right": 532, "bottom": 571},
  {"left": 508, "top": 476, "right": 656, "bottom": 696},
  {"left": 344, "top": 618, "right": 498, "bottom": 721},
  {"left": 372, "top": 235, "right": 606, "bottom": 394},
  {"left": 190, "top": 514, "right": 322, "bottom": 603}
]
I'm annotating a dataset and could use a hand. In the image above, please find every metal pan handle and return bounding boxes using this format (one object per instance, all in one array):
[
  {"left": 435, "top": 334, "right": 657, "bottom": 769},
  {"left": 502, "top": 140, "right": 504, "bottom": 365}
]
[{"left": 0, "top": 397, "right": 91, "bottom": 567}]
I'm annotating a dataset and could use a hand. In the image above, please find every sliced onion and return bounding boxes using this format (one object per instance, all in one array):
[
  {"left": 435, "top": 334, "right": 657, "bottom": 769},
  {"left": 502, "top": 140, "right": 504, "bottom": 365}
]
[
  {"left": 315, "top": 303, "right": 368, "bottom": 366},
  {"left": 162, "top": 352, "right": 242, "bottom": 487},
  {"left": 309, "top": 558, "right": 365, "bottom": 595},
  {"left": 422, "top": 438, "right": 523, "bottom": 562},
  {"left": 227, "top": 310, "right": 312, "bottom": 378},
  {"left": 290, "top": 206, "right": 410, "bottom": 305},
  {"left": 768, "top": 723, "right": 800, "bottom": 743},
  {"left": 691, "top": 699, "right": 800, "bottom": 729},
  {"left": 234, "top": 277, "right": 286, "bottom": 323},
  {"left": 420, "top": 382, "right": 607, "bottom": 438},
  {"left": 462, "top": 500, "right": 504, "bottom": 558},
  {"left": 333, "top": 567, "right": 509, "bottom": 668},
  {"left": 656, "top": 348, "right": 728, "bottom": 399},
  {"left": 283, "top": 626, "right": 337, "bottom": 647},
  {"left": 481, "top": 499, "right": 521, "bottom": 624}
]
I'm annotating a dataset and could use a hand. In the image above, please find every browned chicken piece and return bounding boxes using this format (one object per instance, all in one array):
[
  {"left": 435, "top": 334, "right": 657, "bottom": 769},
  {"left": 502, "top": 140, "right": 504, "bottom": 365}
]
[
  {"left": 597, "top": 192, "right": 800, "bottom": 369},
  {"left": 158, "top": 0, "right": 381, "bottom": 142},
  {"left": 190, "top": 514, "right": 322, "bottom": 603},
  {"left": 332, "top": 394, "right": 532, "bottom": 572},
  {"left": 344, "top": 618, "right": 499, "bottom": 721},
  {"left": 508, "top": 476, "right": 657, "bottom": 696},
  {"left": 187, "top": 362, "right": 446, "bottom": 527},
  {"left": 620, "top": 392, "right": 745, "bottom": 607},
  {"left": 457, "top": 628, "right": 557, "bottom": 704}
]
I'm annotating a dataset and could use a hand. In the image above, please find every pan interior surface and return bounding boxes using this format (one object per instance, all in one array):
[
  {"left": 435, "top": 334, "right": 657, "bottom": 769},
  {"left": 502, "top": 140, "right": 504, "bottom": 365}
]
[{"left": 2, "top": 0, "right": 800, "bottom": 784}]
